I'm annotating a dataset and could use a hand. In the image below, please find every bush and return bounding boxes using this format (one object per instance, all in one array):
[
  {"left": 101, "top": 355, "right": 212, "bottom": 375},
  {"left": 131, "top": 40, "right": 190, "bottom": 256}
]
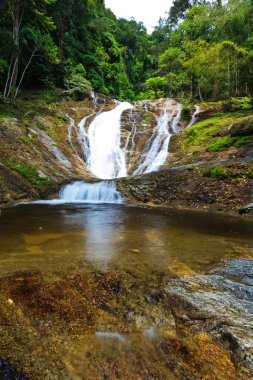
[
  {"left": 64, "top": 74, "right": 93, "bottom": 100},
  {"left": 206, "top": 135, "right": 253, "bottom": 152},
  {"left": 64, "top": 64, "right": 93, "bottom": 100},
  {"left": 234, "top": 136, "right": 253, "bottom": 148}
]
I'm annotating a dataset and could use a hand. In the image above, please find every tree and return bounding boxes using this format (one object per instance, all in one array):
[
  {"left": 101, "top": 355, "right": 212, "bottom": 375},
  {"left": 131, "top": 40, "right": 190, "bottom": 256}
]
[
  {"left": 145, "top": 76, "right": 167, "bottom": 98},
  {"left": 1, "top": 0, "right": 57, "bottom": 101}
]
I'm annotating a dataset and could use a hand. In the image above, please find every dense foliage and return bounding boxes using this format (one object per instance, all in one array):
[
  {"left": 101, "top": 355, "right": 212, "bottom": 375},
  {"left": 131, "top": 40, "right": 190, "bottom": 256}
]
[
  {"left": 149, "top": 0, "right": 253, "bottom": 102},
  {"left": 0, "top": 0, "right": 253, "bottom": 102},
  {"left": 0, "top": 0, "right": 152, "bottom": 101}
]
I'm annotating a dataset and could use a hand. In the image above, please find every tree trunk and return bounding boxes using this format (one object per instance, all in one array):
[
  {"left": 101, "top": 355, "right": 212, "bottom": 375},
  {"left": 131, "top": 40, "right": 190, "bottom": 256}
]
[
  {"left": 198, "top": 80, "right": 203, "bottom": 102},
  {"left": 190, "top": 74, "right": 193, "bottom": 100},
  {"left": 14, "top": 48, "right": 37, "bottom": 98},
  {"left": 4, "top": 0, "right": 22, "bottom": 99}
]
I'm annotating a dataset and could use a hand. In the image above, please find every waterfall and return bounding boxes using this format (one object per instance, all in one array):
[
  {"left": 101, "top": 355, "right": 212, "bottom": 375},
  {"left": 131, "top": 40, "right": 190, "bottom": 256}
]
[
  {"left": 133, "top": 111, "right": 171, "bottom": 175},
  {"left": 133, "top": 101, "right": 181, "bottom": 175},
  {"left": 78, "top": 113, "right": 94, "bottom": 161},
  {"left": 66, "top": 113, "right": 75, "bottom": 151},
  {"left": 59, "top": 181, "right": 123, "bottom": 204},
  {"left": 90, "top": 91, "right": 98, "bottom": 107},
  {"left": 51, "top": 98, "right": 185, "bottom": 205},
  {"left": 186, "top": 105, "right": 200, "bottom": 129},
  {"left": 86, "top": 102, "right": 133, "bottom": 179},
  {"left": 171, "top": 103, "right": 182, "bottom": 133}
]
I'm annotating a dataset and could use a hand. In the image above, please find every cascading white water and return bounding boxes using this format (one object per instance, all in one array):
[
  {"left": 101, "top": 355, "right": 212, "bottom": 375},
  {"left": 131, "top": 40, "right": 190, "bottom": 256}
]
[
  {"left": 59, "top": 98, "right": 191, "bottom": 204},
  {"left": 133, "top": 100, "right": 182, "bottom": 175},
  {"left": 90, "top": 91, "right": 98, "bottom": 107},
  {"left": 186, "top": 105, "right": 200, "bottom": 128},
  {"left": 86, "top": 102, "right": 133, "bottom": 179},
  {"left": 171, "top": 103, "right": 182, "bottom": 133},
  {"left": 78, "top": 113, "right": 94, "bottom": 161},
  {"left": 134, "top": 111, "right": 171, "bottom": 175},
  {"left": 59, "top": 181, "right": 123, "bottom": 204}
]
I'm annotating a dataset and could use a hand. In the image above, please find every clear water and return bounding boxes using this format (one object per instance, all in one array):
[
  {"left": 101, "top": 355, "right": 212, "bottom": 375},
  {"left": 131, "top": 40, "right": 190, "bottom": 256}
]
[
  {"left": 1, "top": 204, "right": 252, "bottom": 274},
  {"left": 0, "top": 204, "right": 252, "bottom": 378}
]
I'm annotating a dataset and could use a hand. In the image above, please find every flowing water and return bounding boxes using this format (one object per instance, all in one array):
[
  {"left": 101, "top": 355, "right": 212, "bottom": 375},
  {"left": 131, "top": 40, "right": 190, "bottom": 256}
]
[
  {"left": 59, "top": 181, "right": 123, "bottom": 204},
  {"left": 69, "top": 98, "right": 182, "bottom": 180},
  {"left": 86, "top": 102, "right": 133, "bottom": 179},
  {"left": 186, "top": 105, "right": 200, "bottom": 129}
]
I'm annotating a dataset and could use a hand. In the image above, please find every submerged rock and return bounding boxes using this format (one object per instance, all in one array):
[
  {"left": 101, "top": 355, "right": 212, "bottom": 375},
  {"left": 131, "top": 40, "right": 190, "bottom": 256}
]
[
  {"left": 0, "top": 358, "right": 28, "bottom": 379},
  {"left": 166, "top": 258, "right": 253, "bottom": 375},
  {"left": 239, "top": 203, "right": 253, "bottom": 215}
]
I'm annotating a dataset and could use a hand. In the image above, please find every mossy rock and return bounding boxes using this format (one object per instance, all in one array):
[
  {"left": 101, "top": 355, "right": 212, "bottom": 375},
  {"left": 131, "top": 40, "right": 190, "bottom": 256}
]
[{"left": 228, "top": 116, "right": 253, "bottom": 137}]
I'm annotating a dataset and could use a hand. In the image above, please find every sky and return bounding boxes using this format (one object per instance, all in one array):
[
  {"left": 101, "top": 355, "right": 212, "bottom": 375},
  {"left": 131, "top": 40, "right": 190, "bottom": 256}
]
[{"left": 104, "top": 0, "right": 173, "bottom": 34}]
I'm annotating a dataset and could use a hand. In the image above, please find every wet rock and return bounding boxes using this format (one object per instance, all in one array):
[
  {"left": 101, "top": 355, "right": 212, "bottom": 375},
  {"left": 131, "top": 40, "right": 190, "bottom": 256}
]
[
  {"left": 239, "top": 203, "right": 253, "bottom": 215},
  {"left": 165, "top": 259, "right": 253, "bottom": 375},
  {"left": 0, "top": 358, "right": 28, "bottom": 379},
  {"left": 235, "top": 147, "right": 253, "bottom": 159},
  {"left": 228, "top": 116, "right": 253, "bottom": 137}
]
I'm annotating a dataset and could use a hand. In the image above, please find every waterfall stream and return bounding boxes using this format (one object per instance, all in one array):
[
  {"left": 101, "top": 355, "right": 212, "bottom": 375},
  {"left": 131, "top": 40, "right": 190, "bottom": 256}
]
[
  {"left": 186, "top": 105, "right": 200, "bottom": 129},
  {"left": 59, "top": 181, "right": 123, "bottom": 204},
  {"left": 86, "top": 102, "right": 133, "bottom": 179},
  {"left": 60, "top": 98, "right": 197, "bottom": 203}
]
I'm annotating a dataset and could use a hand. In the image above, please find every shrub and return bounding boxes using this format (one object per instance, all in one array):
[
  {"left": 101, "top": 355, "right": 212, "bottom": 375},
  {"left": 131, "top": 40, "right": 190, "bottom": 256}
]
[
  {"left": 64, "top": 74, "right": 93, "bottom": 100},
  {"left": 64, "top": 65, "right": 93, "bottom": 100},
  {"left": 234, "top": 136, "right": 253, "bottom": 148}
]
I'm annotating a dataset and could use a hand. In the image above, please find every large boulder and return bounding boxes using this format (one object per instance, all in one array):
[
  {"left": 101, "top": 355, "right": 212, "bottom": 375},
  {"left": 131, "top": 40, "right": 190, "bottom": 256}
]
[
  {"left": 228, "top": 116, "right": 253, "bottom": 137},
  {"left": 166, "top": 259, "right": 253, "bottom": 375}
]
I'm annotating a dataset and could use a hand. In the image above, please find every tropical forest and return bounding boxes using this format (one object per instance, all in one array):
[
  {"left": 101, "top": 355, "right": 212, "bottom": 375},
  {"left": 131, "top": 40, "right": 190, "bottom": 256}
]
[{"left": 0, "top": 0, "right": 253, "bottom": 379}]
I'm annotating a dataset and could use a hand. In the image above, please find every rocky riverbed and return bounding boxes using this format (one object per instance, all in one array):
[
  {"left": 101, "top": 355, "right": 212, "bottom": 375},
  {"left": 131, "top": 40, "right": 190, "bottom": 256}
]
[{"left": 0, "top": 203, "right": 252, "bottom": 379}]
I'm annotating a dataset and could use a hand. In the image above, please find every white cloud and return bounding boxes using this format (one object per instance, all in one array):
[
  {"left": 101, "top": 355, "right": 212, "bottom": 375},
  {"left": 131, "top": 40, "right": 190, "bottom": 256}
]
[{"left": 104, "top": 0, "right": 173, "bottom": 33}]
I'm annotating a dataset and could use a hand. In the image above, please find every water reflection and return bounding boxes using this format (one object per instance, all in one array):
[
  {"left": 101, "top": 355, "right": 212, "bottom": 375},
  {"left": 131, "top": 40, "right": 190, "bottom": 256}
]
[
  {"left": 81, "top": 207, "right": 124, "bottom": 269},
  {"left": 0, "top": 204, "right": 252, "bottom": 275}
]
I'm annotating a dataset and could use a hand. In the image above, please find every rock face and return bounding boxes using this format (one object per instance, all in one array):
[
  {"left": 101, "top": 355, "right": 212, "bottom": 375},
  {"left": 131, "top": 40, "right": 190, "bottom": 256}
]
[
  {"left": 228, "top": 116, "right": 253, "bottom": 137},
  {"left": 166, "top": 259, "right": 253, "bottom": 377},
  {"left": 119, "top": 162, "right": 253, "bottom": 214}
]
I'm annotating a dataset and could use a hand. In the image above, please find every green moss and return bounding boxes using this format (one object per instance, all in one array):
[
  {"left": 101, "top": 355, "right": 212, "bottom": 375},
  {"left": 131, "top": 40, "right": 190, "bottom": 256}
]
[
  {"left": 49, "top": 127, "right": 56, "bottom": 140},
  {"left": 6, "top": 163, "right": 49, "bottom": 192},
  {"left": 206, "top": 135, "right": 253, "bottom": 152},
  {"left": 19, "top": 135, "right": 31, "bottom": 144},
  {"left": 205, "top": 136, "right": 234, "bottom": 152},
  {"left": 183, "top": 111, "right": 252, "bottom": 150},
  {"left": 247, "top": 165, "right": 253, "bottom": 179},
  {"left": 184, "top": 121, "right": 218, "bottom": 146},
  {"left": 203, "top": 166, "right": 231, "bottom": 180},
  {"left": 234, "top": 136, "right": 253, "bottom": 148}
]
